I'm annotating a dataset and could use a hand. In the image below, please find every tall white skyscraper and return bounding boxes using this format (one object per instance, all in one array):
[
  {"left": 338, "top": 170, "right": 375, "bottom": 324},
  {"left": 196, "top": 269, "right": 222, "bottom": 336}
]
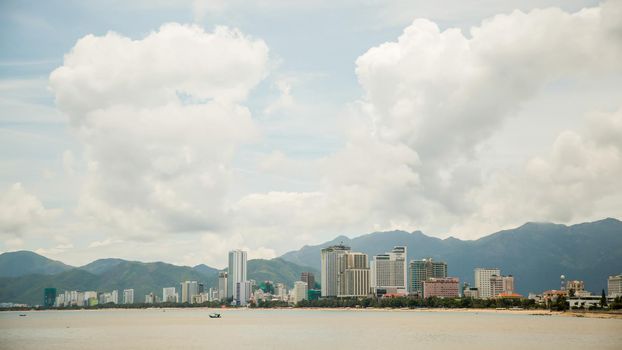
[
  {"left": 474, "top": 268, "right": 501, "bottom": 299},
  {"left": 371, "top": 246, "right": 407, "bottom": 295},
  {"left": 123, "top": 289, "right": 134, "bottom": 304},
  {"left": 228, "top": 250, "right": 248, "bottom": 302},
  {"left": 321, "top": 244, "right": 350, "bottom": 297}
]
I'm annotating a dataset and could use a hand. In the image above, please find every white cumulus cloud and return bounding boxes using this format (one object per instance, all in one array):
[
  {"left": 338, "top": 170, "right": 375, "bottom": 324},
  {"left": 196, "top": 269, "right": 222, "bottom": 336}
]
[
  {"left": 231, "top": 1, "right": 622, "bottom": 247},
  {"left": 49, "top": 23, "right": 270, "bottom": 238},
  {"left": 0, "top": 183, "right": 60, "bottom": 236}
]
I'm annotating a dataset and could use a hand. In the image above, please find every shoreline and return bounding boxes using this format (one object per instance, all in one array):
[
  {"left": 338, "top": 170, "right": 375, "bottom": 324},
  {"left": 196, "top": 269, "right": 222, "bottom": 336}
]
[{"left": 6, "top": 307, "right": 622, "bottom": 319}]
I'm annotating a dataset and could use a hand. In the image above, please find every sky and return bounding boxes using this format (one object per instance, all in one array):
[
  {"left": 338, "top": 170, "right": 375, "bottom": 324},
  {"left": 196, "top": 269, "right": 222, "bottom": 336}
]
[{"left": 1, "top": 0, "right": 621, "bottom": 268}]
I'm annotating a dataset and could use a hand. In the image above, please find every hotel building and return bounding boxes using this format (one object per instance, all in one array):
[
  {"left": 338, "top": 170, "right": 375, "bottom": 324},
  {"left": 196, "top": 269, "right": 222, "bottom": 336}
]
[{"left": 371, "top": 246, "right": 407, "bottom": 295}]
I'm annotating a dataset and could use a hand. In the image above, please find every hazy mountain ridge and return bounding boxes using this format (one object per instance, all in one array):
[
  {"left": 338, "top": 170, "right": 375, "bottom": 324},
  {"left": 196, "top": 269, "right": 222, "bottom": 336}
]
[
  {"left": 1, "top": 218, "right": 620, "bottom": 304},
  {"left": 0, "top": 250, "right": 73, "bottom": 277},
  {"left": 280, "top": 218, "right": 622, "bottom": 295},
  {"left": 0, "top": 253, "right": 318, "bottom": 305}
]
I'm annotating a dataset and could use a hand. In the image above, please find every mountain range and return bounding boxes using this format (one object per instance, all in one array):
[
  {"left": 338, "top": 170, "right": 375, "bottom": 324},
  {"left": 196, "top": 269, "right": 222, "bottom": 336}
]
[
  {"left": 281, "top": 218, "right": 622, "bottom": 295},
  {"left": 1, "top": 218, "right": 621, "bottom": 305},
  {"left": 0, "top": 251, "right": 318, "bottom": 305}
]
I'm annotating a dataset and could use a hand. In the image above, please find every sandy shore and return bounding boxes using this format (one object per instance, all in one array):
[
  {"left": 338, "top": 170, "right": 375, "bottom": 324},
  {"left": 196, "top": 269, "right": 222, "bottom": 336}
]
[
  {"left": 286, "top": 307, "right": 622, "bottom": 319},
  {"left": 405, "top": 307, "right": 622, "bottom": 319},
  {"left": 9, "top": 307, "right": 622, "bottom": 319}
]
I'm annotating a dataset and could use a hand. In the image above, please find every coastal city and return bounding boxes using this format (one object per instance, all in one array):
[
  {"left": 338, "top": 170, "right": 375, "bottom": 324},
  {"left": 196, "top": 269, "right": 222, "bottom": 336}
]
[{"left": 37, "top": 245, "right": 622, "bottom": 311}]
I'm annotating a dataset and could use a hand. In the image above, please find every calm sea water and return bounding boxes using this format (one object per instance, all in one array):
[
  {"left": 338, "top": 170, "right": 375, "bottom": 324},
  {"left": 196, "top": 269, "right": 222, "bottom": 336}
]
[{"left": 1, "top": 308, "right": 621, "bottom": 349}]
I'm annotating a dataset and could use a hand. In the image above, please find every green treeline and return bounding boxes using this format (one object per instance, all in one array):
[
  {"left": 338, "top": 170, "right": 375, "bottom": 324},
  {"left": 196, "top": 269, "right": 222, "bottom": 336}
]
[
  {"left": 4, "top": 296, "right": 621, "bottom": 312},
  {"left": 293, "top": 297, "right": 539, "bottom": 309}
]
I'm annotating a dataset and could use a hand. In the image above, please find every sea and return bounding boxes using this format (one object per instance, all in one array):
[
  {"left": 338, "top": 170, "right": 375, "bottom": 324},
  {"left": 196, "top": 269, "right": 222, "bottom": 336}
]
[{"left": 1, "top": 308, "right": 621, "bottom": 349}]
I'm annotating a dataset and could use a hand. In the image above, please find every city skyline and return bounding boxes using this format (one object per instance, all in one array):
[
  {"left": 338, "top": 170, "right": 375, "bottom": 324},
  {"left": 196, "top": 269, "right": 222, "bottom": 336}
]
[
  {"left": 2, "top": 1, "right": 622, "bottom": 269},
  {"left": 1, "top": 1, "right": 621, "bottom": 348},
  {"left": 32, "top": 240, "right": 617, "bottom": 304},
  {"left": 1, "top": 241, "right": 620, "bottom": 307}
]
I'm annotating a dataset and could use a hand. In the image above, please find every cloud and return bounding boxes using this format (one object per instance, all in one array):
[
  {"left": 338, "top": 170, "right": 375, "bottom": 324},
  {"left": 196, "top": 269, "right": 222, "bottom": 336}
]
[
  {"left": 454, "top": 107, "right": 622, "bottom": 236},
  {"left": 39, "top": 2, "right": 622, "bottom": 264},
  {"left": 49, "top": 23, "right": 269, "bottom": 238},
  {"left": 349, "top": 1, "right": 622, "bottom": 224},
  {"left": 0, "top": 183, "right": 59, "bottom": 236},
  {"left": 230, "top": 1, "right": 622, "bottom": 246},
  {"left": 263, "top": 78, "right": 295, "bottom": 115}
]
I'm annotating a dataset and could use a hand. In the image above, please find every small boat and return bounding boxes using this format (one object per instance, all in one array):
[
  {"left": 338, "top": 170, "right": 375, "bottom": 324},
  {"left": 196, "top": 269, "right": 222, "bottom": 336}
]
[
  {"left": 209, "top": 313, "right": 221, "bottom": 318},
  {"left": 19, "top": 314, "right": 27, "bottom": 317}
]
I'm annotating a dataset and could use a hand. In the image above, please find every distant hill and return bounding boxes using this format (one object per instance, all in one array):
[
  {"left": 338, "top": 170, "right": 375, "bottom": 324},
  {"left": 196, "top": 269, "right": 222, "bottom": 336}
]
[
  {"left": 280, "top": 218, "right": 622, "bottom": 295},
  {"left": 193, "top": 264, "right": 219, "bottom": 276},
  {"left": 0, "top": 259, "right": 211, "bottom": 306},
  {"left": 80, "top": 258, "right": 126, "bottom": 274},
  {"left": 0, "top": 250, "right": 73, "bottom": 277},
  {"left": 248, "top": 258, "right": 319, "bottom": 287},
  {"left": 0, "top": 252, "right": 318, "bottom": 305},
  {"left": 2, "top": 218, "right": 619, "bottom": 304}
]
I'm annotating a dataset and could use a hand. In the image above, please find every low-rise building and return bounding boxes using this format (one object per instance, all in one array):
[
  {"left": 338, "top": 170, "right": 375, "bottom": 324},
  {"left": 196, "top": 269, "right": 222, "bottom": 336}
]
[
  {"left": 423, "top": 277, "right": 460, "bottom": 298},
  {"left": 463, "top": 288, "right": 479, "bottom": 299}
]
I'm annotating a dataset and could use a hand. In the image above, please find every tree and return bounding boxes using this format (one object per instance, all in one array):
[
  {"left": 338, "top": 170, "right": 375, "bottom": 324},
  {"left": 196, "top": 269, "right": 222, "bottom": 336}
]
[
  {"left": 600, "top": 289, "right": 608, "bottom": 308},
  {"left": 550, "top": 296, "right": 568, "bottom": 311}
]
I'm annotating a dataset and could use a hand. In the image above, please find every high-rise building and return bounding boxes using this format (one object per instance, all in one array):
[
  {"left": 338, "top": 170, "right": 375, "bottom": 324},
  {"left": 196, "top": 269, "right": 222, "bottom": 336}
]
[
  {"left": 338, "top": 252, "right": 370, "bottom": 297},
  {"left": 145, "top": 293, "right": 156, "bottom": 304},
  {"left": 235, "top": 281, "right": 251, "bottom": 306},
  {"left": 228, "top": 250, "right": 247, "bottom": 301},
  {"left": 502, "top": 275, "right": 515, "bottom": 294},
  {"left": 301, "top": 272, "right": 316, "bottom": 290},
  {"left": 43, "top": 288, "right": 56, "bottom": 308},
  {"left": 181, "top": 281, "right": 199, "bottom": 304},
  {"left": 181, "top": 282, "right": 188, "bottom": 303},
  {"left": 293, "top": 281, "right": 308, "bottom": 303},
  {"left": 490, "top": 275, "right": 504, "bottom": 297},
  {"left": 111, "top": 290, "right": 119, "bottom": 304},
  {"left": 371, "top": 246, "right": 407, "bottom": 295},
  {"left": 54, "top": 293, "right": 65, "bottom": 307},
  {"left": 123, "top": 289, "right": 134, "bottom": 304},
  {"left": 218, "top": 271, "right": 228, "bottom": 301},
  {"left": 162, "top": 287, "right": 178, "bottom": 303},
  {"left": 409, "top": 258, "right": 447, "bottom": 295},
  {"left": 321, "top": 244, "right": 350, "bottom": 297},
  {"left": 474, "top": 268, "right": 501, "bottom": 299},
  {"left": 423, "top": 277, "right": 460, "bottom": 298},
  {"left": 608, "top": 274, "right": 622, "bottom": 297},
  {"left": 274, "top": 283, "right": 288, "bottom": 301}
]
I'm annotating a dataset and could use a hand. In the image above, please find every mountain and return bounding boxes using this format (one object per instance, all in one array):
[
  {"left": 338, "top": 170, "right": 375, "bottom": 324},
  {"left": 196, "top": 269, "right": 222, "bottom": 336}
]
[
  {"left": 0, "top": 258, "right": 213, "bottom": 306},
  {"left": 281, "top": 218, "right": 622, "bottom": 295},
  {"left": 80, "top": 258, "right": 126, "bottom": 274},
  {"left": 248, "top": 258, "right": 319, "bottom": 287},
  {"left": 2, "top": 218, "right": 619, "bottom": 304},
  {"left": 0, "top": 252, "right": 318, "bottom": 305},
  {"left": 193, "top": 264, "right": 219, "bottom": 276},
  {"left": 0, "top": 250, "right": 73, "bottom": 277}
]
